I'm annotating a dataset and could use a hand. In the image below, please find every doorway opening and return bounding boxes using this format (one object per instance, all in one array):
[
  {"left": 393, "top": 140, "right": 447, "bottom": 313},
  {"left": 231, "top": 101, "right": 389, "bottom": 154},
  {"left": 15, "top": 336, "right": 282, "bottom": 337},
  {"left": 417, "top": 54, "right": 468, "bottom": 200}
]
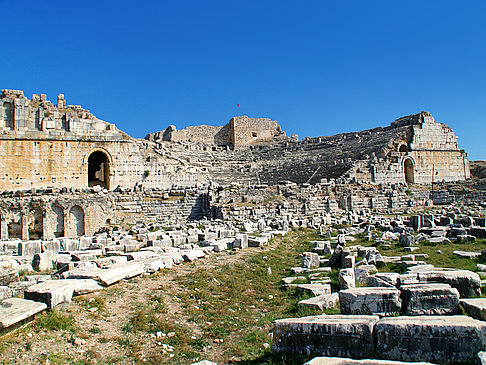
[
  {"left": 404, "top": 158, "right": 415, "bottom": 184},
  {"left": 88, "top": 151, "right": 110, "bottom": 189}
]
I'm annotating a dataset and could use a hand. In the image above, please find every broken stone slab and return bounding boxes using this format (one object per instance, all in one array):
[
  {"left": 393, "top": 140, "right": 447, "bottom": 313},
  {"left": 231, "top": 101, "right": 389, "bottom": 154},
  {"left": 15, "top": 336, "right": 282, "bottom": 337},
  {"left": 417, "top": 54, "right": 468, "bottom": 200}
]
[
  {"left": 453, "top": 251, "right": 481, "bottom": 259},
  {"left": 0, "top": 286, "right": 13, "bottom": 301},
  {"left": 304, "top": 357, "right": 435, "bottom": 365},
  {"left": 32, "top": 252, "right": 55, "bottom": 272},
  {"left": 233, "top": 234, "right": 248, "bottom": 249},
  {"left": 400, "top": 283, "right": 461, "bottom": 315},
  {"left": 416, "top": 270, "right": 481, "bottom": 297},
  {"left": 17, "top": 241, "right": 42, "bottom": 256},
  {"left": 0, "top": 267, "right": 19, "bottom": 286},
  {"left": 339, "top": 287, "right": 401, "bottom": 316},
  {"left": 302, "top": 252, "right": 320, "bottom": 269},
  {"left": 339, "top": 268, "right": 355, "bottom": 290},
  {"left": 0, "top": 298, "right": 47, "bottom": 336},
  {"left": 406, "top": 264, "right": 435, "bottom": 273},
  {"left": 281, "top": 283, "right": 331, "bottom": 296},
  {"left": 63, "top": 279, "right": 102, "bottom": 295},
  {"left": 369, "top": 273, "right": 400, "bottom": 288},
  {"left": 64, "top": 262, "right": 144, "bottom": 286},
  {"left": 248, "top": 236, "right": 268, "bottom": 247},
  {"left": 124, "top": 251, "right": 159, "bottom": 261},
  {"left": 272, "top": 314, "right": 379, "bottom": 358},
  {"left": 24, "top": 280, "right": 74, "bottom": 309},
  {"left": 460, "top": 298, "right": 486, "bottom": 321},
  {"left": 298, "top": 293, "right": 339, "bottom": 310},
  {"left": 282, "top": 276, "right": 307, "bottom": 284},
  {"left": 375, "top": 315, "right": 486, "bottom": 364}
]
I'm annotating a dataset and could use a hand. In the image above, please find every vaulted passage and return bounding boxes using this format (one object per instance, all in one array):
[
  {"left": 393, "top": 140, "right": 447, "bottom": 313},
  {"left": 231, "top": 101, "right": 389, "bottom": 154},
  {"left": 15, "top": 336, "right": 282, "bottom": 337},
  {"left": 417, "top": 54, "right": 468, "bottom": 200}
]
[
  {"left": 404, "top": 158, "right": 415, "bottom": 184},
  {"left": 88, "top": 151, "right": 110, "bottom": 189}
]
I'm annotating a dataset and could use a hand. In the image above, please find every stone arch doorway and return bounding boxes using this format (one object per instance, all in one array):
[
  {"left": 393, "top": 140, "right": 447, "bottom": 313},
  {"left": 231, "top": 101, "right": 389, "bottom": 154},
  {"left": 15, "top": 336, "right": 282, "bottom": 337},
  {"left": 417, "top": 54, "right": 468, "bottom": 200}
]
[
  {"left": 404, "top": 158, "right": 415, "bottom": 184},
  {"left": 69, "top": 205, "right": 85, "bottom": 237},
  {"left": 398, "top": 144, "right": 408, "bottom": 153},
  {"left": 88, "top": 151, "right": 110, "bottom": 189}
]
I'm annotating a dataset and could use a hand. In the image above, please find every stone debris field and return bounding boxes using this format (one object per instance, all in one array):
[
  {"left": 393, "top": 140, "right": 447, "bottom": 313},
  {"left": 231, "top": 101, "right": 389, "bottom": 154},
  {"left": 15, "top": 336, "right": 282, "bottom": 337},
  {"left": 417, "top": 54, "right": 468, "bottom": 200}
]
[{"left": 0, "top": 90, "right": 485, "bottom": 364}]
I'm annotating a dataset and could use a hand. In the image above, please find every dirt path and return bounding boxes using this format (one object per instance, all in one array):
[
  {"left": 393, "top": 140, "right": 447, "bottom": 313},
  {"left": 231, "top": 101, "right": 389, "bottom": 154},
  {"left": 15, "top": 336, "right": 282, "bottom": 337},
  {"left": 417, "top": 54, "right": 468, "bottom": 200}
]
[{"left": 0, "top": 247, "right": 265, "bottom": 365}]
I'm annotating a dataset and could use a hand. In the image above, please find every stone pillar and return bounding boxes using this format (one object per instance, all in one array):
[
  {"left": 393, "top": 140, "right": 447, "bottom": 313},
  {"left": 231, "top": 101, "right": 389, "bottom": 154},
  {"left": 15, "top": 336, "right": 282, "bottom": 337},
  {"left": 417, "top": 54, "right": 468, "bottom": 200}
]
[
  {"left": 21, "top": 211, "right": 29, "bottom": 241},
  {"left": 42, "top": 209, "right": 53, "bottom": 240},
  {"left": 0, "top": 216, "right": 7, "bottom": 240},
  {"left": 63, "top": 210, "right": 71, "bottom": 238}
]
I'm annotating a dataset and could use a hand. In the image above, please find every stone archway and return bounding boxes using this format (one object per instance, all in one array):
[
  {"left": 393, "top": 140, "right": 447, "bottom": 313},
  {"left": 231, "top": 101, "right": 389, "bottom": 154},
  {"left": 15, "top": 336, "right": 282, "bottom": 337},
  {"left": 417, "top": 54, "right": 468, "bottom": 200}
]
[
  {"left": 398, "top": 144, "right": 408, "bottom": 153},
  {"left": 69, "top": 205, "right": 85, "bottom": 237},
  {"left": 87, "top": 151, "right": 110, "bottom": 189},
  {"left": 404, "top": 158, "right": 415, "bottom": 184}
]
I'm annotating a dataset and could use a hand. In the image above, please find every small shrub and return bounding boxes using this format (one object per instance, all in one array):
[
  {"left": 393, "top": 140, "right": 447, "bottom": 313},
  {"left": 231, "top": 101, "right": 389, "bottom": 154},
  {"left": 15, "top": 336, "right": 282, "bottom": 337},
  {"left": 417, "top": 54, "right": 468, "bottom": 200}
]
[{"left": 144, "top": 170, "right": 150, "bottom": 177}]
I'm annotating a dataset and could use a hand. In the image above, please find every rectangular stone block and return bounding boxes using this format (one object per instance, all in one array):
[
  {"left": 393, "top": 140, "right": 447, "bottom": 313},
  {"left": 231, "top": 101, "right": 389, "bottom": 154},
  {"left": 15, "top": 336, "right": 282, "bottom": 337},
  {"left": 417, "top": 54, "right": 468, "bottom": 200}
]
[
  {"left": 339, "top": 287, "right": 401, "bottom": 316},
  {"left": 272, "top": 314, "right": 379, "bottom": 358},
  {"left": 461, "top": 298, "right": 486, "bottom": 321},
  {"left": 24, "top": 280, "right": 74, "bottom": 309},
  {"left": 375, "top": 315, "right": 486, "bottom": 363},
  {"left": 400, "top": 283, "right": 460, "bottom": 315},
  {"left": 305, "top": 357, "right": 434, "bottom": 365},
  {"left": 416, "top": 270, "right": 481, "bottom": 297},
  {"left": 0, "top": 298, "right": 47, "bottom": 335}
]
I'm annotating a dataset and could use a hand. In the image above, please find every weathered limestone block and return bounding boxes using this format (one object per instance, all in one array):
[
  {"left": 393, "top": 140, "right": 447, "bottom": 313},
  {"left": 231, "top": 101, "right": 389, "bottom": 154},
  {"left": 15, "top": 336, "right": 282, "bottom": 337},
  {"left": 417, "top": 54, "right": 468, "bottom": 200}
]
[
  {"left": 339, "top": 287, "right": 401, "bottom": 316},
  {"left": 375, "top": 316, "right": 486, "bottom": 364},
  {"left": 18, "top": 241, "right": 42, "bottom": 256},
  {"left": 24, "top": 280, "right": 74, "bottom": 309},
  {"left": 416, "top": 270, "right": 481, "bottom": 297},
  {"left": 233, "top": 233, "right": 248, "bottom": 249},
  {"left": 400, "top": 283, "right": 461, "bottom": 315},
  {"left": 0, "top": 267, "right": 19, "bottom": 286},
  {"left": 298, "top": 293, "right": 339, "bottom": 310},
  {"left": 32, "top": 252, "right": 55, "bottom": 272},
  {"left": 0, "top": 286, "right": 13, "bottom": 301},
  {"left": 282, "top": 284, "right": 331, "bottom": 297},
  {"left": 339, "top": 268, "right": 355, "bottom": 290},
  {"left": 282, "top": 276, "right": 307, "bottom": 284},
  {"left": 63, "top": 279, "right": 102, "bottom": 295},
  {"left": 0, "top": 298, "right": 47, "bottom": 335},
  {"left": 305, "top": 357, "right": 434, "bottom": 365},
  {"left": 272, "top": 315, "right": 379, "bottom": 358},
  {"left": 248, "top": 236, "right": 268, "bottom": 247},
  {"left": 65, "top": 262, "right": 144, "bottom": 286},
  {"left": 460, "top": 298, "right": 486, "bottom": 321},
  {"left": 302, "top": 252, "right": 320, "bottom": 269}
]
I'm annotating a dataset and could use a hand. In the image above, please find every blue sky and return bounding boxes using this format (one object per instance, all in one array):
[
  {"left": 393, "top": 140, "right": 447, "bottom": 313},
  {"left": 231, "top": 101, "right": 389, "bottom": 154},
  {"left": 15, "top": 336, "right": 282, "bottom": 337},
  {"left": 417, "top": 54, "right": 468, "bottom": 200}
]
[{"left": 1, "top": 0, "right": 485, "bottom": 159}]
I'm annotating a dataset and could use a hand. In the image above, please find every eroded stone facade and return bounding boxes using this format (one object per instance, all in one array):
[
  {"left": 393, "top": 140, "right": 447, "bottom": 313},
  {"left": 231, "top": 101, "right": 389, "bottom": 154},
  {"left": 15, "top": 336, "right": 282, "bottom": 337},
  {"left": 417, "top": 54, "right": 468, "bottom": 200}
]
[{"left": 0, "top": 90, "right": 472, "bottom": 238}]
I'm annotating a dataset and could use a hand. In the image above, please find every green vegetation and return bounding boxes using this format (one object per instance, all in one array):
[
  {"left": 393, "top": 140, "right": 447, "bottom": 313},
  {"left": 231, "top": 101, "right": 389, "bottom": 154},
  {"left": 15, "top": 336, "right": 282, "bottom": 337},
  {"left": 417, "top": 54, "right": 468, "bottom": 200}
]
[{"left": 35, "top": 310, "right": 76, "bottom": 332}]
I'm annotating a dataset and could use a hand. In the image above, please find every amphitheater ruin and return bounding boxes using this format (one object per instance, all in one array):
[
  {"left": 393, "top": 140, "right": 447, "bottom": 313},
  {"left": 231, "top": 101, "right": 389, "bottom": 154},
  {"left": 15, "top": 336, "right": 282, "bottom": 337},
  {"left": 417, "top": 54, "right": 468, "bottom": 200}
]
[{"left": 0, "top": 89, "right": 485, "bottom": 364}]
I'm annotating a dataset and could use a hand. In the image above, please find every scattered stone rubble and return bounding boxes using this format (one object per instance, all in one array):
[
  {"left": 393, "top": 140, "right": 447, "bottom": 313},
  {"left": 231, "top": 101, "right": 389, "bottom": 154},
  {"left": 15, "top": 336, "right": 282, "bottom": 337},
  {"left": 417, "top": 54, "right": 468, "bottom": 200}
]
[
  {"left": 0, "top": 215, "right": 286, "bottom": 336},
  {"left": 272, "top": 202, "right": 486, "bottom": 364}
]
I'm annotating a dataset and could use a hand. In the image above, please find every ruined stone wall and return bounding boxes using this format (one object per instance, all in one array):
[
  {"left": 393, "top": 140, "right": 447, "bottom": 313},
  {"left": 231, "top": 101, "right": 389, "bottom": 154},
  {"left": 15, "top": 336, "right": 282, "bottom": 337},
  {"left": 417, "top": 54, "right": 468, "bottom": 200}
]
[
  {"left": 230, "top": 116, "right": 286, "bottom": 147},
  {"left": 153, "top": 124, "right": 232, "bottom": 146},
  {"left": 0, "top": 192, "right": 113, "bottom": 240}
]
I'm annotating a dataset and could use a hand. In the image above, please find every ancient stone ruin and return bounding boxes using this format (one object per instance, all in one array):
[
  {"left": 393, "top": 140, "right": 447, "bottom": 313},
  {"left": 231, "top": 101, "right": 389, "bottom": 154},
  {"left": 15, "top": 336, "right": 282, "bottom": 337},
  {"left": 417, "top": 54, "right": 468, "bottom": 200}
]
[{"left": 0, "top": 89, "right": 484, "bottom": 364}]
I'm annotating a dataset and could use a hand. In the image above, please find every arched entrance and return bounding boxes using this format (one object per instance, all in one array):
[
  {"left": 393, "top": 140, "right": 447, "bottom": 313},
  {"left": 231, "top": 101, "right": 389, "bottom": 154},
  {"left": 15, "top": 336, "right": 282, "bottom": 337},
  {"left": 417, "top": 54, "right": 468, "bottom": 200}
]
[
  {"left": 88, "top": 151, "right": 110, "bottom": 189},
  {"left": 404, "top": 158, "right": 415, "bottom": 184},
  {"left": 69, "top": 205, "right": 85, "bottom": 237}
]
